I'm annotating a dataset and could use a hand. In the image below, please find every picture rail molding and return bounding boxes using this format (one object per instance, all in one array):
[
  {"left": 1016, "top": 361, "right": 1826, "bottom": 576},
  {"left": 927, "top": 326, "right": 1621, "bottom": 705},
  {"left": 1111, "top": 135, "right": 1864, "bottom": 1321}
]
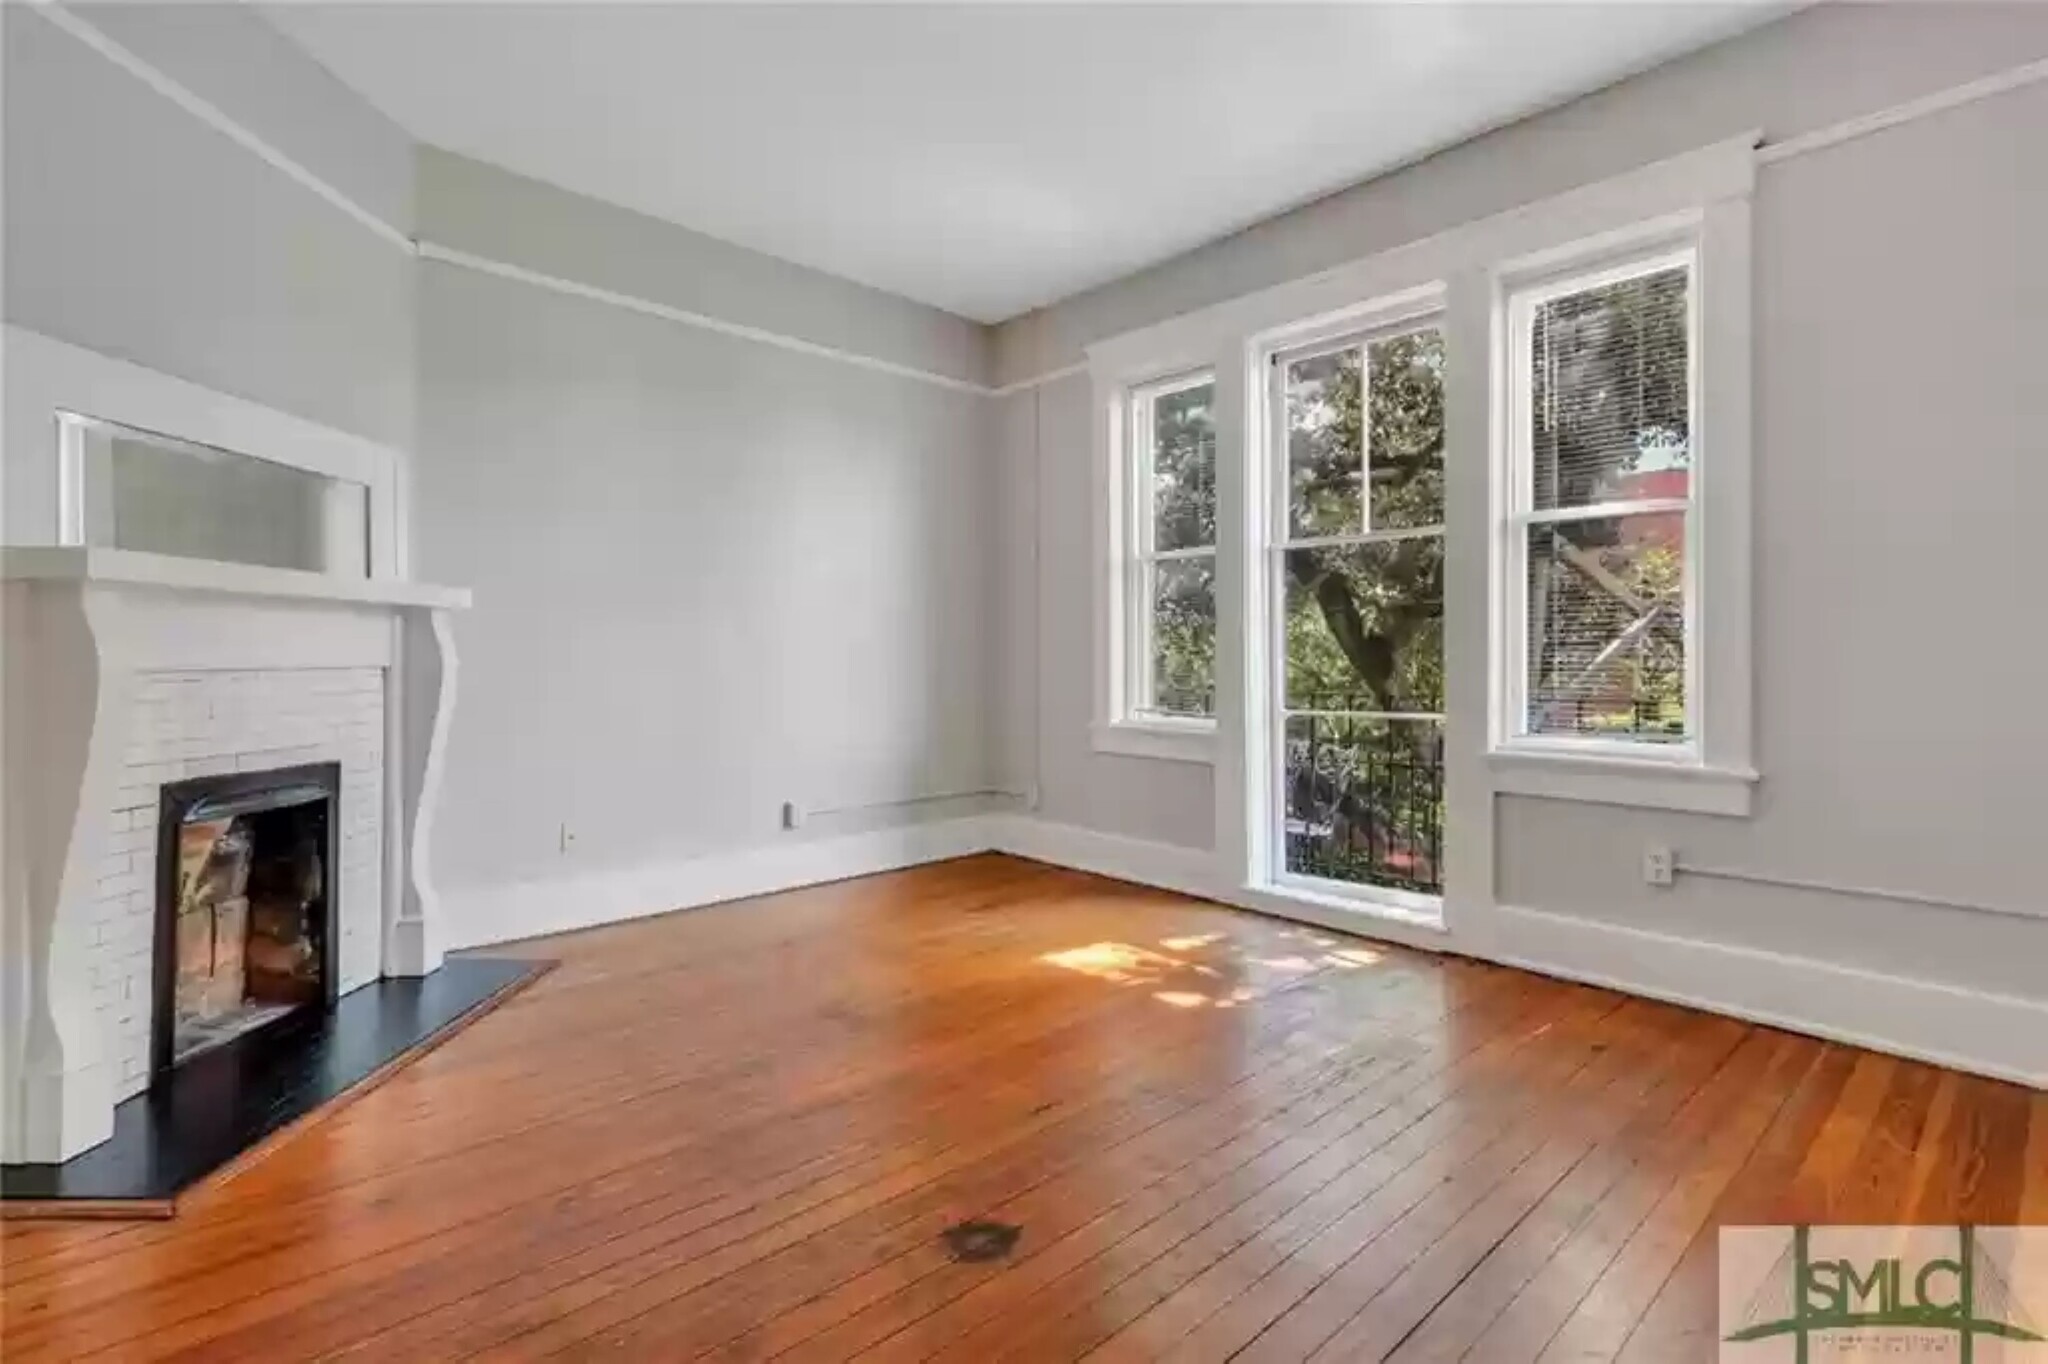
[{"left": 34, "top": 0, "right": 2048, "bottom": 401}]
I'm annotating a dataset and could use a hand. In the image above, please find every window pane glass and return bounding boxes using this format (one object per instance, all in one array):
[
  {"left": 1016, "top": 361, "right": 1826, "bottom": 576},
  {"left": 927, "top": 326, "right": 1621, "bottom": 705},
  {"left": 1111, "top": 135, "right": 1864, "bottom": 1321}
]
[
  {"left": 1365, "top": 329, "right": 1444, "bottom": 530},
  {"left": 1150, "top": 380, "right": 1216, "bottom": 552},
  {"left": 1283, "top": 540, "right": 1443, "bottom": 714},
  {"left": 1524, "top": 513, "right": 1686, "bottom": 740},
  {"left": 1285, "top": 348, "right": 1362, "bottom": 538},
  {"left": 1148, "top": 555, "right": 1215, "bottom": 717},
  {"left": 1283, "top": 716, "right": 1443, "bottom": 893},
  {"left": 70, "top": 416, "right": 369, "bottom": 576},
  {"left": 1529, "top": 264, "right": 1690, "bottom": 512}
]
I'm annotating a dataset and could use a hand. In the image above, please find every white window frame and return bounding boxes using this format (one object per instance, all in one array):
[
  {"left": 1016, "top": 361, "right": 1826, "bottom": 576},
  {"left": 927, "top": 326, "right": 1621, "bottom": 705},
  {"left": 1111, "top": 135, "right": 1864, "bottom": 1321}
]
[
  {"left": 1091, "top": 365, "right": 1220, "bottom": 763},
  {"left": 1487, "top": 210, "right": 1756, "bottom": 816},
  {"left": 1499, "top": 239, "right": 1699, "bottom": 760},
  {"left": 1257, "top": 308, "right": 1448, "bottom": 917},
  {"left": 1076, "top": 133, "right": 1758, "bottom": 942}
]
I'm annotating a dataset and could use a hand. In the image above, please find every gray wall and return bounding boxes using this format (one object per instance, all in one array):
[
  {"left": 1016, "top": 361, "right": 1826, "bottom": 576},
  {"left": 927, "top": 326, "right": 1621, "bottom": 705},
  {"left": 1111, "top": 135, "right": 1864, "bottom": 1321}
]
[
  {"left": 413, "top": 155, "right": 998, "bottom": 909},
  {"left": 992, "top": 2, "right": 2048, "bottom": 1000},
  {"left": 5, "top": 12, "right": 1002, "bottom": 944},
  {"left": 415, "top": 147, "right": 991, "bottom": 389},
  {"left": 2, "top": 3, "right": 416, "bottom": 448}
]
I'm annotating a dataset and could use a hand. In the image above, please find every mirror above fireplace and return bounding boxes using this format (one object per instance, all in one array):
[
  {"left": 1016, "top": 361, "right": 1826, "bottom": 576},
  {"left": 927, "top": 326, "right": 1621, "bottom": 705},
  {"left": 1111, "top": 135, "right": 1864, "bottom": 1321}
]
[{"left": 61, "top": 415, "right": 372, "bottom": 578}]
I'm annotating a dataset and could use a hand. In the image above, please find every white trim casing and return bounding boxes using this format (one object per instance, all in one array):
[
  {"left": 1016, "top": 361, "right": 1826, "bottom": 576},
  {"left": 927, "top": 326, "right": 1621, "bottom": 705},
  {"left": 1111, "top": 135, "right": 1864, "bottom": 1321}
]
[
  {"left": 1088, "top": 358, "right": 1223, "bottom": 764},
  {"left": 980, "top": 816, "right": 2048, "bottom": 1091},
  {"left": 1244, "top": 297, "right": 1451, "bottom": 920},
  {"left": 34, "top": 0, "right": 2048, "bottom": 415},
  {"left": 27, "top": 0, "right": 415, "bottom": 253},
  {"left": 417, "top": 243, "right": 992, "bottom": 397},
  {"left": 445, "top": 815, "right": 1001, "bottom": 949},
  {"left": 1089, "top": 719, "right": 1215, "bottom": 765},
  {"left": 1483, "top": 902, "right": 2048, "bottom": 1091},
  {"left": 1488, "top": 748, "right": 1756, "bottom": 817},
  {"left": 1486, "top": 192, "right": 1756, "bottom": 816},
  {"left": 4, "top": 327, "right": 411, "bottom": 579}
]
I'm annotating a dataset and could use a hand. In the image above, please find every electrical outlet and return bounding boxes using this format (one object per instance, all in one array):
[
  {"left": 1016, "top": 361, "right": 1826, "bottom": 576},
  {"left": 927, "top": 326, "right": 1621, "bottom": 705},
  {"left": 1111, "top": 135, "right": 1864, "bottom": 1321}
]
[
  {"left": 1643, "top": 846, "right": 1676, "bottom": 888},
  {"left": 558, "top": 822, "right": 577, "bottom": 855},
  {"left": 1025, "top": 783, "right": 1041, "bottom": 812},
  {"left": 782, "top": 800, "right": 805, "bottom": 831}
]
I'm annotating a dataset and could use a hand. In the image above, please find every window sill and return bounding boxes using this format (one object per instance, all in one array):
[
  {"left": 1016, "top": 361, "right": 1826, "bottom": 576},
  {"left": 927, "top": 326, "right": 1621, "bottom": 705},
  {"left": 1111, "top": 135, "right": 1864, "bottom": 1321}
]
[
  {"left": 1090, "top": 719, "right": 1216, "bottom": 765},
  {"left": 1236, "top": 879, "right": 1449, "bottom": 947},
  {"left": 1488, "top": 747, "right": 1757, "bottom": 817}
]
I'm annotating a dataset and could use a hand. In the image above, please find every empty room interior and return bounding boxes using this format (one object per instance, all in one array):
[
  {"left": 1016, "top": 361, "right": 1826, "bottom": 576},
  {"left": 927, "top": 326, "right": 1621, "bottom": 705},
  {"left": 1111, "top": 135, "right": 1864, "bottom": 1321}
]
[{"left": 3, "top": 1, "right": 2046, "bottom": 1359}]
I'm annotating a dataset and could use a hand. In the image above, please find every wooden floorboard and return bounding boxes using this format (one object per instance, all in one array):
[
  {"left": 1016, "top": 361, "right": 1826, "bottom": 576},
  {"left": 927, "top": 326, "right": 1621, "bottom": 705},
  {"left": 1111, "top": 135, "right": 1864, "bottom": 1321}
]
[{"left": 0, "top": 853, "right": 2038, "bottom": 1362}]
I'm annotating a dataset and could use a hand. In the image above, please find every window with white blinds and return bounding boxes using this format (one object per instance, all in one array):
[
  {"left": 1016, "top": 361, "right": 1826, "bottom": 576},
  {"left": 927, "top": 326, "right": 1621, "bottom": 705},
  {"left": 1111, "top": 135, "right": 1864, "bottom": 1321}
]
[{"left": 1504, "top": 245, "right": 1696, "bottom": 749}]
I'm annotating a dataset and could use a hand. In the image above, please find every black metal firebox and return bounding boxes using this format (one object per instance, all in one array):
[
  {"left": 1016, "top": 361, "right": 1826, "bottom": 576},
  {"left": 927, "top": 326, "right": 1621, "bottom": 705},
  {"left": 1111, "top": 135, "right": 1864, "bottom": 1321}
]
[{"left": 151, "top": 762, "right": 340, "bottom": 1086}]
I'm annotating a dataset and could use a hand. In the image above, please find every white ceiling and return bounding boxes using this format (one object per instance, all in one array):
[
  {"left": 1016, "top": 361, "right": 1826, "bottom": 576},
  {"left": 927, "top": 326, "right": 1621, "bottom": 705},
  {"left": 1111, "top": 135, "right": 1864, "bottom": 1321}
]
[{"left": 265, "top": 3, "right": 1786, "bottom": 323}]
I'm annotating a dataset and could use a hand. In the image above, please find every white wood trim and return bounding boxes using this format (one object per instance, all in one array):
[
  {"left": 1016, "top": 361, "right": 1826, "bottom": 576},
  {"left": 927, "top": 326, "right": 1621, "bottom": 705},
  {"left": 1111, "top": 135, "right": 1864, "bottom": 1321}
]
[
  {"left": 1484, "top": 903, "right": 2048, "bottom": 1090},
  {"left": 418, "top": 243, "right": 992, "bottom": 396},
  {"left": 1090, "top": 719, "right": 1216, "bottom": 765},
  {"left": 1083, "top": 135, "right": 1758, "bottom": 380},
  {"left": 1486, "top": 198, "right": 1755, "bottom": 814},
  {"left": 0, "top": 583, "right": 124, "bottom": 1161},
  {"left": 443, "top": 816, "right": 1003, "bottom": 949},
  {"left": 1002, "top": 59, "right": 2048, "bottom": 394},
  {"left": 992, "top": 363, "right": 1088, "bottom": 397},
  {"left": 0, "top": 547, "right": 469, "bottom": 610},
  {"left": 390, "top": 609, "right": 457, "bottom": 975},
  {"left": 34, "top": 2, "right": 1002, "bottom": 400},
  {"left": 1755, "top": 54, "right": 2048, "bottom": 167},
  {"left": 1695, "top": 193, "right": 1756, "bottom": 781},
  {"left": 3, "top": 327, "right": 410, "bottom": 575},
  {"left": 983, "top": 818, "right": 2048, "bottom": 1089},
  {"left": 1091, "top": 361, "right": 1228, "bottom": 744},
  {"left": 27, "top": 1, "right": 414, "bottom": 252},
  {"left": 1439, "top": 268, "right": 1495, "bottom": 940},
  {"left": 1488, "top": 748, "right": 1756, "bottom": 817},
  {"left": 41, "top": 0, "right": 2048, "bottom": 416}
]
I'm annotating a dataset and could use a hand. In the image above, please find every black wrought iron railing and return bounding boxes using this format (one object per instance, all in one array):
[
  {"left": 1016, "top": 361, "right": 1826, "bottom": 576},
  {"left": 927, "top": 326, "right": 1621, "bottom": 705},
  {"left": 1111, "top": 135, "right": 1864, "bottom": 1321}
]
[{"left": 1282, "top": 707, "right": 1444, "bottom": 895}]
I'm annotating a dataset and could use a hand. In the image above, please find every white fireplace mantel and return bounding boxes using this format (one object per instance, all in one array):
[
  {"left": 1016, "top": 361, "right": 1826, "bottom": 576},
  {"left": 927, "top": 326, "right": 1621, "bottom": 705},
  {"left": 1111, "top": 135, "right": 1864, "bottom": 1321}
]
[
  {"left": 0, "top": 547, "right": 471, "bottom": 610},
  {"left": 0, "top": 550, "right": 470, "bottom": 1163}
]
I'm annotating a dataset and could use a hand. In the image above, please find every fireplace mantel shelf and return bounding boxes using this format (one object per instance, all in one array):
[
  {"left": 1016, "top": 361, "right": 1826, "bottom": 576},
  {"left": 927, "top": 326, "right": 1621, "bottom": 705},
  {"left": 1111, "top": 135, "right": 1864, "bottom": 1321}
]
[{"left": 0, "top": 548, "right": 470, "bottom": 611}]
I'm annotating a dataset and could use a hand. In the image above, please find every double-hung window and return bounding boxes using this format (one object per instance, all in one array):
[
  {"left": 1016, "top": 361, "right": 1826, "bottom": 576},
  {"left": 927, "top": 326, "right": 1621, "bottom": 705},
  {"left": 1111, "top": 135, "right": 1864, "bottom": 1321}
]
[
  {"left": 1492, "top": 209, "right": 1755, "bottom": 816},
  {"left": 1504, "top": 245, "right": 1696, "bottom": 751},
  {"left": 1097, "top": 371, "right": 1218, "bottom": 759}
]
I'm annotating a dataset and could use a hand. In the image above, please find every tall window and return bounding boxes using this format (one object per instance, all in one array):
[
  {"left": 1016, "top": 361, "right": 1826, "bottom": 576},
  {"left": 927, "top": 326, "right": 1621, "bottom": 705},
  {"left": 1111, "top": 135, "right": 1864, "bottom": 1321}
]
[
  {"left": 1503, "top": 245, "right": 1695, "bottom": 752},
  {"left": 1270, "top": 323, "right": 1445, "bottom": 897},
  {"left": 1125, "top": 372, "right": 1217, "bottom": 721}
]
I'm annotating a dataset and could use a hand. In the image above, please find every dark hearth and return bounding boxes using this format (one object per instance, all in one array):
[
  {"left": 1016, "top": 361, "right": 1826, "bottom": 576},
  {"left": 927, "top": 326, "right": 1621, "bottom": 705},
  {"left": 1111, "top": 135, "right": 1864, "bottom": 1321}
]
[
  {"left": 1, "top": 958, "right": 550, "bottom": 1215},
  {"left": 155, "top": 764, "right": 339, "bottom": 1082}
]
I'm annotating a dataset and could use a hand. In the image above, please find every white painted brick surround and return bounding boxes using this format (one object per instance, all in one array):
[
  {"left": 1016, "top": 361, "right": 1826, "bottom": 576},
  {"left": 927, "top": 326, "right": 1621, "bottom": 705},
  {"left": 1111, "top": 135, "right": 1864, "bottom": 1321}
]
[{"left": 98, "top": 668, "right": 385, "bottom": 1100}]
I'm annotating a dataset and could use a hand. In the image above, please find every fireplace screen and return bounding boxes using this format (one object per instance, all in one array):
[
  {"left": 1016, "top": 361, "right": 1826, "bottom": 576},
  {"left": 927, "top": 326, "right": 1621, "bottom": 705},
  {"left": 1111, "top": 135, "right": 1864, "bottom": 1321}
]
[{"left": 156, "top": 764, "right": 339, "bottom": 1074}]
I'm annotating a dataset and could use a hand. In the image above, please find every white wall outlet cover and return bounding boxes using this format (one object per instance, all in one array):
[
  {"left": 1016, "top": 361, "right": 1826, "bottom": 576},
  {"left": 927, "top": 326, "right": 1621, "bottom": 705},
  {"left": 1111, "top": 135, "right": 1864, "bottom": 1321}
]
[
  {"left": 782, "top": 801, "right": 805, "bottom": 830},
  {"left": 1643, "top": 846, "right": 1676, "bottom": 887}
]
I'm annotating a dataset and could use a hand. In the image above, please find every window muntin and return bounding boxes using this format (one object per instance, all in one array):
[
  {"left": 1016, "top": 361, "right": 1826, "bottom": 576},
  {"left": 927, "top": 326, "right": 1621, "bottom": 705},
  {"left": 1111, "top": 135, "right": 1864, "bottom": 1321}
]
[
  {"left": 1506, "top": 248, "right": 1696, "bottom": 749},
  {"left": 1126, "top": 372, "right": 1218, "bottom": 721},
  {"left": 1271, "top": 323, "right": 1446, "bottom": 897}
]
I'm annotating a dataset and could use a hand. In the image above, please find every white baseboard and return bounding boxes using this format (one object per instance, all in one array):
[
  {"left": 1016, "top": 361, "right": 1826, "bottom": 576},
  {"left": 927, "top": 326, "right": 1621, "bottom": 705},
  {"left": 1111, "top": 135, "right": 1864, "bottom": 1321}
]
[
  {"left": 986, "top": 814, "right": 1218, "bottom": 902},
  {"left": 442, "top": 815, "right": 1003, "bottom": 949},
  {"left": 1479, "top": 903, "right": 2048, "bottom": 1091},
  {"left": 439, "top": 811, "right": 2047, "bottom": 1089},
  {"left": 988, "top": 816, "right": 2048, "bottom": 1090}
]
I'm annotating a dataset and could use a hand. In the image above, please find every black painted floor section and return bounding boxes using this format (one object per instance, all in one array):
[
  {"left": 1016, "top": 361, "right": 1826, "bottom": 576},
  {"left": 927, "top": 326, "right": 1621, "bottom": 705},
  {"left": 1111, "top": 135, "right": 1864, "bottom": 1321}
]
[{"left": 1, "top": 957, "right": 548, "bottom": 1208}]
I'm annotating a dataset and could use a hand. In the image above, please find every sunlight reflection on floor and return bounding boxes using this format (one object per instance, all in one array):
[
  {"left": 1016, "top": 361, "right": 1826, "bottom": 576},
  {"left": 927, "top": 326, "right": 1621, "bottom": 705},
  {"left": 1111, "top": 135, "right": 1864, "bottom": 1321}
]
[{"left": 1038, "top": 928, "right": 1386, "bottom": 1009}]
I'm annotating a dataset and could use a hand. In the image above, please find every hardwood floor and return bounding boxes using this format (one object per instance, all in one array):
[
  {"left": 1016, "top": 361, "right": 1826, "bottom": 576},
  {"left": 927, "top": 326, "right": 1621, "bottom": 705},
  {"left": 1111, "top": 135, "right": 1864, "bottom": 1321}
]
[{"left": 2, "top": 853, "right": 2041, "bottom": 1361}]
